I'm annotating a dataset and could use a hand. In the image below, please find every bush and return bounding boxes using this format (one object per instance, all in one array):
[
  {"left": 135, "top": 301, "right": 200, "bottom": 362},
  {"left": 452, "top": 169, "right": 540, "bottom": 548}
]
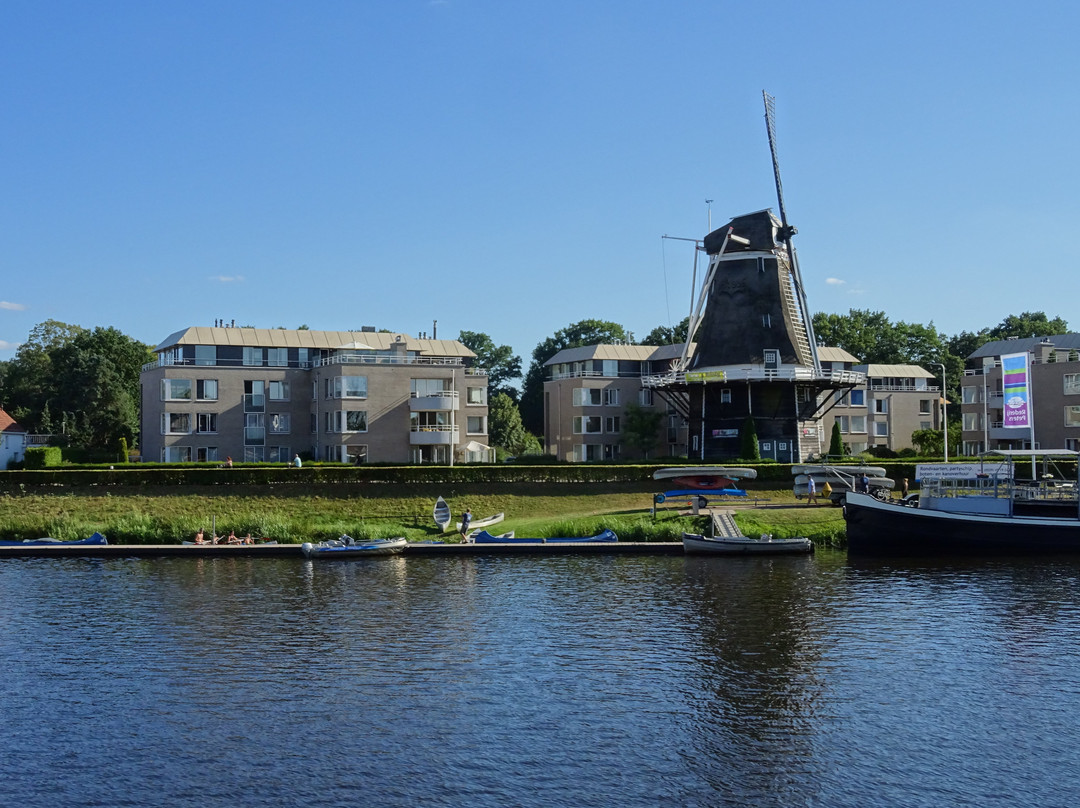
[
  {"left": 867, "top": 446, "right": 898, "bottom": 459},
  {"left": 24, "top": 446, "right": 63, "bottom": 469}
]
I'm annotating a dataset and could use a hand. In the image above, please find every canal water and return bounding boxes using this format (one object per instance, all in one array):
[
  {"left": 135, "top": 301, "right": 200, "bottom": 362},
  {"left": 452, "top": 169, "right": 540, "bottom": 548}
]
[{"left": 2, "top": 551, "right": 1080, "bottom": 807}]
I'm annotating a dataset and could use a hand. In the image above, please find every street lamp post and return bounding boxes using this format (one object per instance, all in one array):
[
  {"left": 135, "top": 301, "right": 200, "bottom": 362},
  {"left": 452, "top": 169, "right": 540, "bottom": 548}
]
[{"left": 933, "top": 362, "right": 948, "bottom": 462}]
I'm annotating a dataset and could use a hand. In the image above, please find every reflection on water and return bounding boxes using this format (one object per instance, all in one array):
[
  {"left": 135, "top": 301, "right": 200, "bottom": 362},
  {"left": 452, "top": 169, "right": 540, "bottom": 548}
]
[{"left": 2, "top": 552, "right": 1080, "bottom": 807}]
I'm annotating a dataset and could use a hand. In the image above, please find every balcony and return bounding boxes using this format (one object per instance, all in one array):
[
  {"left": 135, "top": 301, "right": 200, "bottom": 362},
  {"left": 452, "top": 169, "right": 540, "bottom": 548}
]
[
  {"left": 410, "top": 426, "right": 460, "bottom": 445},
  {"left": 409, "top": 391, "right": 459, "bottom": 411}
]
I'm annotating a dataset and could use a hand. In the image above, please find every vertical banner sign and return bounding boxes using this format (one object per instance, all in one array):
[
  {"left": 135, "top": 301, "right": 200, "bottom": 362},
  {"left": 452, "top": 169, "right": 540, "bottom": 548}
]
[{"left": 1001, "top": 352, "right": 1030, "bottom": 428}]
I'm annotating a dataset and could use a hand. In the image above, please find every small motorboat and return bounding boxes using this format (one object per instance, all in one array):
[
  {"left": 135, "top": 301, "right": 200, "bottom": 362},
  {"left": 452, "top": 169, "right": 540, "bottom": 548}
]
[
  {"left": 433, "top": 497, "right": 452, "bottom": 532},
  {"left": 301, "top": 535, "right": 407, "bottom": 558},
  {"left": 0, "top": 532, "right": 108, "bottom": 547},
  {"left": 471, "top": 529, "right": 618, "bottom": 544},
  {"left": 456, "top": 512, "right": 504, "bottom": 532},
  {"left": 682, "top": 532, "right": 813, "bottom": 555}
]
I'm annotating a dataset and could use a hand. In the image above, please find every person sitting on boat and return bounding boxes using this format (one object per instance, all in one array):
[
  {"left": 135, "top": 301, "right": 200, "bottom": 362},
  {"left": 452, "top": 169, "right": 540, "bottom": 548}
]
[
  {"left": 226, "top": 530, "right": 241, "bottom": 545},
  {"left": 460, "top": 508, "right": 472, "bottom": 542},
  {"left": 860, "top": 473, "right": 870, "bottom": 493},
  {"left": 244, "top": 533, "right": 254, "bottom": 545},
  {"left": 194, "top": 528, "right": 206, "bottom": 545}
]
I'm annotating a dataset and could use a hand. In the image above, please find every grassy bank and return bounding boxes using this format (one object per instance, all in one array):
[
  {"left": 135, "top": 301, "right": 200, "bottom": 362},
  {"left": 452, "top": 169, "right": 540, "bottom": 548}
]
[{"left": 0, "top": 481, "right": 849, "bottom": 546}]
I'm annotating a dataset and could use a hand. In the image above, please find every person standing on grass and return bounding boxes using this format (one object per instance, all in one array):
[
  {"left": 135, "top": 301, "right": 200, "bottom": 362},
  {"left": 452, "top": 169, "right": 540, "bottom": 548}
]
[
  {"left": 807, "top": 475, "right": 817, "bottom": 505},
  {"left": 460, "top": 508, "right": 472, "bottom": 542}
]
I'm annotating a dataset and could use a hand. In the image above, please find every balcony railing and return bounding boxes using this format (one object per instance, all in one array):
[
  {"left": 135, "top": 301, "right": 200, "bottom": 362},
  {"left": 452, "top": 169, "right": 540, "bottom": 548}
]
[
  {"left": 409, "top": 391, "right": 459, "bottom": 411},
  {"left": 642, "top": 367, "right": 866, "bottom": 387},
  {"left": 409, "top": 425, "right": 459, "bottom": 445},
  {"left": 143, "top": 353, "right": 471, "bottom": 372}
]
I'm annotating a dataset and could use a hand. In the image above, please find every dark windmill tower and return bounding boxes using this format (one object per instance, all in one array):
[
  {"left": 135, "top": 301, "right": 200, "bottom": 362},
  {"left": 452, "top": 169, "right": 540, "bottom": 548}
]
[{"left": 645, "top": 92, "right": 862, "bottom": 462}]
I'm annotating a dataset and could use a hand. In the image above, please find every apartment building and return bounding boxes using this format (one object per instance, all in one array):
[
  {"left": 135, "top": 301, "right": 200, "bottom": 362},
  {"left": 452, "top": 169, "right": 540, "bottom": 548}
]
[
  {"left": 542, "top": 343, "right": 691, "bottom": 461},
  {"left": 141, "top": 326, "right": 489, "bottom": 464},
  {"left": 960, "top": 334, "right": 1080, "bottom": 455},
  {"left": 822, "top": 363, "right": 940, "bottom": 454}
]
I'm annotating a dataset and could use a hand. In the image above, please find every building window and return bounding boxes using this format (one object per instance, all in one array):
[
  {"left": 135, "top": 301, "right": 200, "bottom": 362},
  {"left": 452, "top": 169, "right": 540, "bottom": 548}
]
[
  {"left": 849, "top": 389, "right": 865, "bottom": 406},
  {"left": 196, "top": 379, "right": 218, "bottom": 401},
  {"left": 161, "top": 379, "right": 192, "bottom": 401},
  {"left": 873, "top": 399, "right": 888, "bottom": 414},
  {"left": 573, "top": 444, "right": 602, "bottom": 461},
  {"left": 604, "top": 388, "right": 619, "bottom": 406},
  {"left": 243, "top": 347, "right": 263, "bottom": 367},
  {"left": 466, "top": 415, "right": 486, "bottom": 434},
  {"left": 573, "top": 416, "right": 603, "bottom": 434},
  {"left": 1066, "top": 406, "right": 1080, "bottom": 427},
  {"left": 466, "top": 387, "right": 487, "bottom": 405},
  {"left": 245, "top": 413, "right": 265, "bottom": 444},
  {"left": 837, "top": 416, "right": 849, "bottom": 433},
  {"left": 267, "top": 348, "right": 288, "bottom": 367},
  {"left": 410, "top": 411, "right": 448, "bottom": 432},
  {"left": 850, "top": 415, "right": 866, "bottom": 433},
  {"left": 573, "top": 388, "right": 602, "bottom": 406},
  {"left": 603, "top": 443, "right": 621, "bottom": 459},
  {"left": 347, "top": 445, "right": 368, "bottom": 464},
  {"left": 327, "top": 410, "right": 368, "bottom": 432},
  {"left": 269, "top": 381, "right": 289, "bottom": 401},
  {"left": 411, "top": 378, "right": 446, "bottom": 397},
  {"left": 640, "top": 389, "right": 654, "bottom": 407},
  {"left": 195, "top": 345, "right": 216, "bottom": 366},
  {"left": 605, "top": 416, "right": 621, "bottom": 433},
  {"left": 919, "top": 399, "right": 931, "bottom": 415},
  {"left": 244, "top": 447, "right": 265, "bottom": 463},
  {"left": 196, "top": 447, "right": 219, "bottom": 463},
  {"left": 962, "top": 386, "right": 979, "bottom": 404},
  {"left": 963, "top": 412, "right": 981, "bottom": 431},
  {"left": 330, "top": 376, "right": 368, "bottom": 399},
  {"left": 874, "top": 422, "right": 888, "bottom": 437},
  {"left": 197, "top": 413, "right": 217, "bottom": 434},
  {"left": 270, "top": 413, "right": 290, "bottom": 434},
  {"left": 268, "top": 446, "right": 291, "bottom": 463},
  {"left": 1065, "top": 374, "right": 1080, "bottom": 395},
  {"left": 162, "top": 446, "right": 191, "bottom": 462},
  {"left": 162, "top": 413, "right": 192, "bottom": 434},
  {"left": 720, "top": 388, "right": 731, "bottom": 404},
  {"left": 602, "top": 360, "right": 618, "bottom": 377},
  {"left": 920, "top": 421, "right": 932, "bottom": 430},
  {"left": 244, "top": 380, "right": 265, "bottom": 412}
]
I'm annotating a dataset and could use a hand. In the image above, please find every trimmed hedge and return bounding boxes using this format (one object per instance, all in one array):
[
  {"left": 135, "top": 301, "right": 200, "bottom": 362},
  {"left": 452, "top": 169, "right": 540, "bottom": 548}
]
[{"left": 23, "top": 446, "right": 63, "bottom": 469}]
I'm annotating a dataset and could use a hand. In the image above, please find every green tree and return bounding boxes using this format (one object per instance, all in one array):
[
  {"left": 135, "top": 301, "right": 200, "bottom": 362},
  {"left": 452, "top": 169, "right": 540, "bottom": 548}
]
[
  {"left": 519, "top": 319, "right": 632, "bottom": 435},
  {"left": 812, "top": 309, "right": 948, "bottom": 366},
  {"left": 488, "top": 392, "right": 540, "bottom": 455},
  {"left": 458, "top": 331, "right": 522, "bottom": 399},
  {"left": 4, "top": 320, "right": 87, "bottom": 431},
  {"left": 739, "top": 416, "right": 760, "bottom": 461},
  {"left": 828, "top": 421, "right": 844, "bottom": 457},
  {"left": 642, "top": 316, "right": 690, "bottom": 346},
  {"left": 622, "top": 402, "right": 663, "bottom": 458},
  {"left": 985, "top": 311, "right": 1068, "bottom": 341}
]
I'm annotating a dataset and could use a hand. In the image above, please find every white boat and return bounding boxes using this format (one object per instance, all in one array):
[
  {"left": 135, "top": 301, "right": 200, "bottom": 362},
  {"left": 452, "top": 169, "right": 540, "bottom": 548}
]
[
  {"left": 456, "top": 512, "right": 504, "bottom": 532},
  {"left": 301, "top": 536, "right": 407, "bottom": 558},
  {"left": 792, "top": 464, "right": 887, "bottom": 477},
  {"left": 683, "top": 532, "right": 813, "bottom": 555},
  {"left": 433, "top": 497, "right": 452, "bottom": 532},
  {"left": 465, "top": 530, "right": 515, "bottom": 542},
  {"left": 182, "top": 539, "right": 279, "bottom": 546},
  {"left": 652, "top": 467, "right": 758, "bottom": 481}
]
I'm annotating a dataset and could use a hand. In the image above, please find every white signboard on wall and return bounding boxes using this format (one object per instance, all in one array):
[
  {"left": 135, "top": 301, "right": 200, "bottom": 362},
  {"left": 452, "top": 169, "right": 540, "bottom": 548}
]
[{"left": 915, "top": 462, "right": 1013, "bottom": 482}]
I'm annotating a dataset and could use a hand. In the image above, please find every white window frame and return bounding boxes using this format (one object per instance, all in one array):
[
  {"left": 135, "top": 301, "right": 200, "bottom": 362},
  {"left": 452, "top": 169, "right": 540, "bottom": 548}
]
[
  {"left": 270, "top": 413, "right": 291, "bottom": 434},
  {"left": 573, "top": 388, "right": 602, "bottom": 407},
  {"left": 162, "top": 412, "right": 192, "bottom": 434},
  {"left": 1065, "top": 374, "right": 1080, "bottom": 395},
  {"left": 161, "top": 379, "right": 192, "bottom": 401},
  {"left": 603, "top": 388, "right": 619, "bottom": 406},
  {"left": 197, "top": 413, "right": 217, "bottom": 434}
]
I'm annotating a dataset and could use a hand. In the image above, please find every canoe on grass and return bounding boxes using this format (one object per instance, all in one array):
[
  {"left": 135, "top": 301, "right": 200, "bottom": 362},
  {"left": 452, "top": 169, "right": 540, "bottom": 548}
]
[
  {"left": 456, "top": 512, "right": 504, "bottom": 532},
  {"left": 433, "top": 497, "right": 452, "bottom": 532},
  {"left": 471, "top": 529, "right": 618, "bottom": 544}
]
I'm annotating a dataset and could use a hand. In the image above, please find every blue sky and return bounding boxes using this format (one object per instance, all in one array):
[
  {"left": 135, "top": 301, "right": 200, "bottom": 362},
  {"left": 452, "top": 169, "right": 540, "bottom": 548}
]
[{"left": 1, "top": 1, "right": 1077, "bottom": 369}]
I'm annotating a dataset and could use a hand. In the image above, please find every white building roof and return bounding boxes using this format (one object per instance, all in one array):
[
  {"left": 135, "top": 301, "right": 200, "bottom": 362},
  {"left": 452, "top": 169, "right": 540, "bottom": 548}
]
[
  {"left": 544, "top": 343, "right": 695, "bottom": 366},
  {"left": 817, "top": 346, "right": 861, "bottom": 363},
  {"left": 856, "top": 363, "right": 936, "bottom": 379},
  {"left": 154, "top": 327, "right": 476, "bottom": 358}
]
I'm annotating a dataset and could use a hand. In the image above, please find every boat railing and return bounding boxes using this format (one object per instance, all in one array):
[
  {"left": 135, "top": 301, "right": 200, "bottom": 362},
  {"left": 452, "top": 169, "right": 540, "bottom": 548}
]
[{"left": 922, "top": 476, "right": 1078, "bottom": 503}]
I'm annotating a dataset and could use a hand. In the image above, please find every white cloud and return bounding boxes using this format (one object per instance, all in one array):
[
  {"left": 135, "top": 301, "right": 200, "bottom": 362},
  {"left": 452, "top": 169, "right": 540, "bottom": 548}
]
[
  {"left": 210, "top": 275, "right": 245, "bottom": 283},
  {"left": 824, "top": 278, "right": 845, "bottom": 286},
  {"left": 0, "top": 300, "right": 28, "bottom": 310},
  {"left": 0, "top": 340, "right": 20, "bottom": 350}
]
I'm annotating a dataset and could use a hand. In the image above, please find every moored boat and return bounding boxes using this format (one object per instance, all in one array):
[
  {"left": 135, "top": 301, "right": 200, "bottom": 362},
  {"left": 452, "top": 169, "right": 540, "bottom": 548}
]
[
  {"left": 844, "top": 450, "right": 1080, "bottom": 555},
  {"left": 653, "top": 466, "right": 757, "bottom": 491},
  {"left": 683, "top": 532, "right": 813, "bottom": 555},
  {"left": 0, "top": 532, "right": 108, "bottom": 547},
  {"left": 301, "top": 536, "right": 408, "bottom": 558},
  {"left": 471, "top": 529, "right": 618, "bottom": 544}
]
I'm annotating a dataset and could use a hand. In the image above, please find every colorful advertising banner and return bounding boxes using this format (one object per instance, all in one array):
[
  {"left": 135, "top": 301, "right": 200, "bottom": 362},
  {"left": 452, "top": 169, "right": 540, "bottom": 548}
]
[{"left": 1001, "top": 352, "right": 1030, "bottom": 428}]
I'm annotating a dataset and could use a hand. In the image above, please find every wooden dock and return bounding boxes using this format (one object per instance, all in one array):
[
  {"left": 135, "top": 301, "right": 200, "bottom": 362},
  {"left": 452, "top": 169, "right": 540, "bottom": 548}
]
[{"left": 0, "top": 541, "right": 686, "bottom": 559}]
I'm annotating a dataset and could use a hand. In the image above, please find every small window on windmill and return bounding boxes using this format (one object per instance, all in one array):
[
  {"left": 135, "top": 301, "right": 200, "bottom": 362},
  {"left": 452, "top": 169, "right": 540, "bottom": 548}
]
[
  {"left": 762, "top": 313, "right": 771, "bottom": 328},
  {"left": 758, "top": 257, "right": 766, "bottom": 273},
  {"left": 720, "top": 388, "right": 731, "bottom": 404},
  {"left": 764, "top": 349, "right": 779, "bottom": 370}
]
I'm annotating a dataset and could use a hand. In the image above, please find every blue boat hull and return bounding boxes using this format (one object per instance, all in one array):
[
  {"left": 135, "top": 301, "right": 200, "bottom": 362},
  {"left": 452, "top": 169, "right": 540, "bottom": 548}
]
[
  {"left": 471, "top": 529, "right": 618, "bottom": 544},
  {"left": 0, "top": 532, "right": 107, "bottom": 547}
]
